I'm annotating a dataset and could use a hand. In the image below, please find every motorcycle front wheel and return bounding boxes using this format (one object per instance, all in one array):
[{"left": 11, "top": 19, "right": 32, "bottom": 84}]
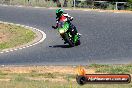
[{"left": 64, "top": 33, "right": 75, "bottom": 47}]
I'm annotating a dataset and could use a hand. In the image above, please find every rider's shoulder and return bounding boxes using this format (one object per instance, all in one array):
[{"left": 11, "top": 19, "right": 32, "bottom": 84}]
[{"left": 63, "top": 13, "right": 69, "bottom": 16}]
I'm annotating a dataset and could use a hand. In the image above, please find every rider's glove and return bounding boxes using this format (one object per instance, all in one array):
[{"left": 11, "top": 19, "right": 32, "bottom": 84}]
[
  {"left": 52, "top": 26, "right": 57, "bottom": 29},
  {"left": 67, "top": 17, "right": 73, "bottom": 21},
  {"left": 70, "top": 17, "right": 73, "bottom": 21}
]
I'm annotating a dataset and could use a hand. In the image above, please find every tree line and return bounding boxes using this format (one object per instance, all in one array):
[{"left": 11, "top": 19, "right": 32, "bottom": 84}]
[{"left": 52, "top": 0, "right": 132, "bottom": 7}]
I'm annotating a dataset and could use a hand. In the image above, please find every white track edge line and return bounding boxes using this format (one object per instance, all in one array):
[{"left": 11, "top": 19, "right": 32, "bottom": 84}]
[{"left": 0, "top": 21, "right": 46, "bottom": 54}]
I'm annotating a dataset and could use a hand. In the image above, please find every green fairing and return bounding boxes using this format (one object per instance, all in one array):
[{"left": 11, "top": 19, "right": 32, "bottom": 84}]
[
  {"left": 64, "top": 22, "right": 69, "bottom": 30},
  {"left": 74, "top": 35, "right": 78, "bottom": 43},
  {"left": 57, "top": 22, "right": 69, "bottom": 33},
  {"left": 57, "top": 22, "right": 79, "bottom": 45}
]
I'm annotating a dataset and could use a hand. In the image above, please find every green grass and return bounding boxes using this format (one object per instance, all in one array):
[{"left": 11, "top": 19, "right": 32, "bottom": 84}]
[
  {"left": 94, "top": 64, "right": 132, "bottom": 74},
  {"left": 29, "top": 72, "right": 56, "bottom": 78},
  {"left": 89, "top": 64, "right": 110, "bottom": 68},
  {"left": 0, "top": 79, "right": 131, "bottom": 88},
  {"left": 0, "top": 65, "right": 131, "bottom": 88},
  {"left": 0, "top": 23, "right": 36, "bottom": 50}
]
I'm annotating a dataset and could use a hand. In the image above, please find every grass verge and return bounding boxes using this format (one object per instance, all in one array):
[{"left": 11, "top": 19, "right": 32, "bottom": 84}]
[
  {"left": 0, "top": 64, "right": 131, "bottom": 88},
  {"left": 0, "top": 23, "right": 36, "bottom": 50}
]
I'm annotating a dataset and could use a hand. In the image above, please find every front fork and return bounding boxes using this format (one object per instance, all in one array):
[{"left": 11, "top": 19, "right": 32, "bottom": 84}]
[
  {"left": 60, "top": 33, "right": 67, "bottom": 42},
  {"left": 60, "top": 32, "right": 72, "bottom": 43}
]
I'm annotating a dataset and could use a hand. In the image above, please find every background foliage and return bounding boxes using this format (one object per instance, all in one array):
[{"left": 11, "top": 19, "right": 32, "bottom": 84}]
[{"left": 0, "top": 0, "right": 132, "bottom": 10}]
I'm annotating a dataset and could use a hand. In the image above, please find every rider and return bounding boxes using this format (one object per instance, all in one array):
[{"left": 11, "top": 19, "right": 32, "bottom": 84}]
[{"left": 52, "top": 8, "right": 80, "bottom": 36}]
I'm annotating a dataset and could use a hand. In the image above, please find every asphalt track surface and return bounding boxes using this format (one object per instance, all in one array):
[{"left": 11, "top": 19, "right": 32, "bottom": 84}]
[{"left": 0, "top": 5, "right": 132, "bottom": 65}]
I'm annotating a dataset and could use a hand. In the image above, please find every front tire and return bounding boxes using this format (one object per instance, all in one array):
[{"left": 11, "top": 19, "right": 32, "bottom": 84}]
[{"left": 64, "top": 33, "right": 74, "bottom": 47}]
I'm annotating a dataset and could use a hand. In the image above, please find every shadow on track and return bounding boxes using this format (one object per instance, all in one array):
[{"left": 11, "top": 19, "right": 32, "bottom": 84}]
[{"left": 49, "top": 45, "right": 71, "bottom": 48}]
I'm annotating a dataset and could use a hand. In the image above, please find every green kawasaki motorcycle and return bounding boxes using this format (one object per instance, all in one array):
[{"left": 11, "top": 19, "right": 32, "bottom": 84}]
[{"left": 53, "top": 21, "right": 81, "bottom": 47}]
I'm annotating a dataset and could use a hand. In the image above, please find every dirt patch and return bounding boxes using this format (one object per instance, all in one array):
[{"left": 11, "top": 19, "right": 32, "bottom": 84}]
[
  {"left": 0, "top": 79, "right": 10, "bottom": 82},
  {"left": 0, "top": 33, "right": 8, "bottom": 43},
  {"left": 0, "top": 24, "right": 12, "bottom": 43},
  {"left": 28, "top": 77, "right": 67, "bottom": 82},
  {"left": 0, "top": 66, "right": 95, "bottom": 74},
  {"left": 0, "top": 66, "right": 95, "bottom": 82}
]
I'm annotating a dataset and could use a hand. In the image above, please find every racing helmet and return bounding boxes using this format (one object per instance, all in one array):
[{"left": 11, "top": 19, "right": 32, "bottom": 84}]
[{"left": 56, "top": 8, "right": 64, "bottom": 18}]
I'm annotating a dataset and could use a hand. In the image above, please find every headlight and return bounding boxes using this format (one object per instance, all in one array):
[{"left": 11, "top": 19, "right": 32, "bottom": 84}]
[{"left": 59, "top": 29, "right": 65, "bottom": 34}]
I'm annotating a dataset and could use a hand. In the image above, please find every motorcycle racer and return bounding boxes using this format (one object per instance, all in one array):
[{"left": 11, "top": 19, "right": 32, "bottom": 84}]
[{"left": 52, "top": 8, "right": 81, "bottom": 38}]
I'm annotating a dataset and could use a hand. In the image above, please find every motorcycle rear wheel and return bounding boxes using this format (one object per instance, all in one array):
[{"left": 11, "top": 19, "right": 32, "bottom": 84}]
[{"left": 75, "top": 40, "right": 81, "bottom": 46}]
